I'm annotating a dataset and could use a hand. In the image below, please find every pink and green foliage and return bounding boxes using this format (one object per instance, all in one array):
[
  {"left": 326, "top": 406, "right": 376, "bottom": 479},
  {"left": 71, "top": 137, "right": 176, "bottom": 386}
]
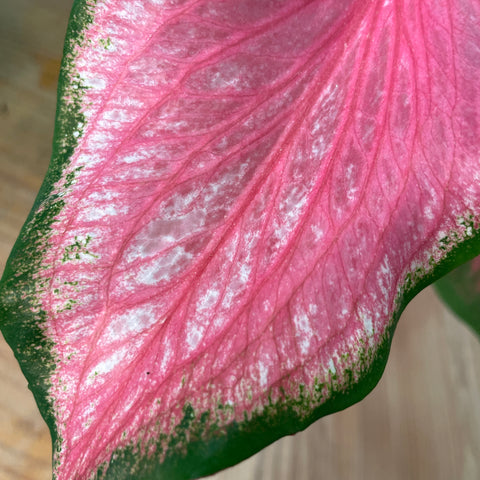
[
  {"left": 436, "top": 255, "right": 480, "bottom": 339},
  {"left": 1, "top": 0, "right": 480, "bottom": 478}
]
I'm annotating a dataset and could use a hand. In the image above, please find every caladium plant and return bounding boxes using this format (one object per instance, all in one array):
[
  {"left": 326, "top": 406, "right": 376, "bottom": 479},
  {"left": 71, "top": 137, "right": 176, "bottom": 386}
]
[{"left": 1, "top": 0, "right": 480, "bottom": 479}]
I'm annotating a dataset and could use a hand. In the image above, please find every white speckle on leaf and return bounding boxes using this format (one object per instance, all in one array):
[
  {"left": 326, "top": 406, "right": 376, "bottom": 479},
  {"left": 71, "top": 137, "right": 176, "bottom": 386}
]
[
  {"left": 159, "top": 339, "right": 174, "bottom": 375},
  {"left": 82, "top": 74, "right": 107, "bottom": 90},
  {"left": 272, "top": 186, "right": 308, "bottom": 251},
  {"left": 308, "top": 303, "right": 318, "bottom": 315},
  {"left": 108, "top": 305, "right": 162, "bottom": 338},
  {"left": 377, "top": 254, "right": 393, "bottom": 300},
  {"left": 359, "top": 307, "right": 374, "bottom": 337},
  {"left": 238, "top": 262, "right": 251, "bottom": 284},
  {"left": 293, "top": 312, "right": 314, "bottom": 355},
  {"left": 186, "top": 325, "right": 204, "bottom": 351},
  {"left": 311, "top": 224, "right": 324, "bottom": 242},
  {"left": 328, "top": 358, "right": 336, "bottom": 375},
  {"left": 120, "top": 152, "right": 144, "bottom": 164},
  {"left": 84, "top": 204, "right": 119, "bottom": 221},
  {"left": 424, "top": 206, "right": 434, "bottom": 220},
  {"left": 258, "top": 361, "right": 268, "bottom": 387},
  {"left": 138, "top": 246, "right": 193, "bottom": 284},
  {"left": 197, "top": 288, "right": 220, "bottom": 312},
  {"left": 87, "top": 348, "right": 126, "bottom": 384}
]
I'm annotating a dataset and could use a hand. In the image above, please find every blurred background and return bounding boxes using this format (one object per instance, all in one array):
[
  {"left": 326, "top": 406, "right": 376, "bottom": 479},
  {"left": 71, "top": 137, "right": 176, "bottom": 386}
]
[{"left": 0, "top": 1, "right": 479, "bottom": 479}]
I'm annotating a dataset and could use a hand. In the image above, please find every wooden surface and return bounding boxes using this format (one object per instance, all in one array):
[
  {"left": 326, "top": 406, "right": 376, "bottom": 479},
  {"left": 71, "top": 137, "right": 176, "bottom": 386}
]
[{"left": 0, "top": 1, "right": 479, "bottom": 479}]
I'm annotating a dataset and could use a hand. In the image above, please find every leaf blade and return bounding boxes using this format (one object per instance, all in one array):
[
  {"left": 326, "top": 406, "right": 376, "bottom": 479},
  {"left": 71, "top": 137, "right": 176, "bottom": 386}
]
[{"left": 1, "top": 0, "right": 480, "bottom": 479}]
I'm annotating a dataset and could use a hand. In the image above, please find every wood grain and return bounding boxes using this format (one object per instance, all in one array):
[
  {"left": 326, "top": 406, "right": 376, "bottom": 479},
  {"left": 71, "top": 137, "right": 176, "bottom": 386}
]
[{"left": 0, "top": 1, "right": 479, "bottom": 479}]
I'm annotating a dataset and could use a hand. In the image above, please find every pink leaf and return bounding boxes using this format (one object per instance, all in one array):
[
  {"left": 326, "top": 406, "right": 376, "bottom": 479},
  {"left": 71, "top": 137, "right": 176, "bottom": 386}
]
[{"left": 1, "top": 0, "right": 480, "bottom": 478}]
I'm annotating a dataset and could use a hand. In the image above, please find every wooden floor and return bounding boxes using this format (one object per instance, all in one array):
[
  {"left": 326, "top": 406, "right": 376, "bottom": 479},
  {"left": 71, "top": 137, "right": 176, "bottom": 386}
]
[{"left": 0, "top": 1, "right": 479, "bottom": 479}]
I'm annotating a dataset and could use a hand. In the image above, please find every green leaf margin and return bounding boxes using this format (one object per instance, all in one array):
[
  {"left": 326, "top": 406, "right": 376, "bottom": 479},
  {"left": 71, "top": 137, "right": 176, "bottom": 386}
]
[{"left": 0, "top": 0, "right": 96, "bottom": 471}]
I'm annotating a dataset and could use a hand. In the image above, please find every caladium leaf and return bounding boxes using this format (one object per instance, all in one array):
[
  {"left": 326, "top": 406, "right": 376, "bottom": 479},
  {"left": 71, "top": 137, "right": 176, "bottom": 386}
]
[
  {"left": 1, "top": 0, "right": 480, "bottom": 478},
  {"left": 435, "top": 255, "right": 480, "bottom": 339}
]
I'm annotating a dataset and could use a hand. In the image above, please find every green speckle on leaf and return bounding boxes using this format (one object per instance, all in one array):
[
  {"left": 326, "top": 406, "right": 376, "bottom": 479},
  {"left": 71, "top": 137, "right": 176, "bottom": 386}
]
[
  {"left": 64, "top": 165, "right": 84, "bottom": 189},
  {"left": 62, "top": 235, "right": 98, "bottom": 262},
  {"left": 56, "top": 298, "right": 77, "bottom": 313},
  {"left": 99, "top": 37, "right": 112, "bottom": 49}
]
